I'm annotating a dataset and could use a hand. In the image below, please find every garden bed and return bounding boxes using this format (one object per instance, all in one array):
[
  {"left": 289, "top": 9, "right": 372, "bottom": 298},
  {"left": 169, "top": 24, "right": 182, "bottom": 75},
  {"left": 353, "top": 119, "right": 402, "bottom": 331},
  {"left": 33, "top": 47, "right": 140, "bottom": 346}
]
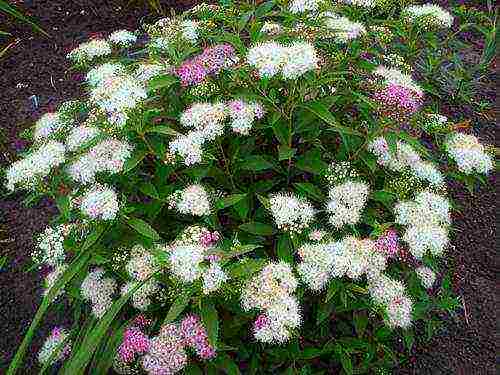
[{"left": 0, "top": 1, "right": 496, "bottom": 373}]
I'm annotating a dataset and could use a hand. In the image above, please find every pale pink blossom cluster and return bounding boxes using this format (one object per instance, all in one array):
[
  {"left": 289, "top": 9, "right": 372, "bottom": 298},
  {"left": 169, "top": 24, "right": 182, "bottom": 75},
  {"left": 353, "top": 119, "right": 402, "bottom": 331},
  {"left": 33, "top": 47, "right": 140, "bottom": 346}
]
[
  {"left": 374, "top": 229, "right": 400, "bottom": 258},
  {"left": 175, "top": 44, "right": 238, "bottom": 86},
  {"left": 374, "top": 83, "right": 423, "bottom": 120}
]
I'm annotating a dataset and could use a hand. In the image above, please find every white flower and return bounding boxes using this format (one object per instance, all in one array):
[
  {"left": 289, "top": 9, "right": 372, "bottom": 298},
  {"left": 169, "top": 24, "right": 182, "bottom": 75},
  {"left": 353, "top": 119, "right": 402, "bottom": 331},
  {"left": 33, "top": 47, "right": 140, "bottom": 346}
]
[
  {"left": 108, "top": 30, "right": 137, "bottom": 47},
  {"left": 297, "top": 243, "right": 335, "bottom": 291},
  {"left": 80, "top": 184, "right": 119, "bottom": 220},
  {"left": 6, "top": 140, "right": 66, "bottom": 191},
  {"left": 33, "top": 112, "right": 68, "bottom": 141},
  {"left": 121, "top": 280, "right": 159, "bottom": 311},
  {"left": 247, "top": 41, "right": 286, "bottom": 78},
  {"left": 43, "top": 264, "right": 68, "bottom": 298},
  {"left": 269, "top": 192, "right": 315, "bottom": 233},
  {"left": 169, "top": 184, "right": 211, "bottom": 216},
  {"left": 226, "top": 100, "right": 264, "bottom": 135},
  {"left": 180, "top": 20, "right": 199, "bottom": 44},
  {"left": 66, "top": 125, "right": 100, "bottom": 151},
  {"left": 81, "top": 268, "right": 117, "bottom": 318},
  {"left": 126, "top": 245, "right": 157, "bottom": 281},
  {"left": 254, "top": 295, "right": 301, "bottom": 344},
  {"left": 281, "top": 41, "right": 319, "bottom": 80},
  {"left": 323, "top": 13, "right": 367, "bottom": 43},
  {"left": 180, "top": 102, "right": 227, "bottom": 139},
  {"left": 202, "top": 262, "right": 228, "bottom": 294},
  {"left": 168, "top": 131, "right": 205, "bottom": 166},
  {"left": 402, "top": 223, "right": 448, "bottom": 258},
  {"left": 134, "top": 62, "right": 170, "bottom": 83},
  {"left": 373, "top": 65, "right": 423, "bottom": 96},
  {"left": 403, "top": 4, "right": 454, "bottom": 29},
  {"left": 86, "top": 62, "right": 126, "bottom": 87},
  {"left": 289, "top": 0, "right": 321, "bottom": 14},
  {"left": 261, "top": 22, "right": 283, "bottom": 35},
  {"left": 67, "top": 39, "right": 112, "bottom": 63},
  {"left": 336, "top": 0, "right": 375, "bottom": 7},
  {"left": 415, "top": 266, "right": 436, "bottom": 289},
  {"left": 168, "top": 244, "right": 205, "bottom": 283},
  {"left": 326, "top": 180, "right": 369, "bottom": 229},
  {"left": 445, "top": 133, "right": 493, "bottom": 175},
  {"left": 32, "top": 225, "right": 69, "bottom": 266},
  {"left": 38, "top": 327, "right": 71, "bottom": 365}
]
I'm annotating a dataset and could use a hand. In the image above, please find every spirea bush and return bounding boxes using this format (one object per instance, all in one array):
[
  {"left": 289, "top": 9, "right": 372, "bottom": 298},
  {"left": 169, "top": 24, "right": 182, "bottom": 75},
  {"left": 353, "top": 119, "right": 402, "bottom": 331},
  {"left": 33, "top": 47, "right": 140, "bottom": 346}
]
[{"left": 6, "top": 1, "right": 495, "bottom": 374}]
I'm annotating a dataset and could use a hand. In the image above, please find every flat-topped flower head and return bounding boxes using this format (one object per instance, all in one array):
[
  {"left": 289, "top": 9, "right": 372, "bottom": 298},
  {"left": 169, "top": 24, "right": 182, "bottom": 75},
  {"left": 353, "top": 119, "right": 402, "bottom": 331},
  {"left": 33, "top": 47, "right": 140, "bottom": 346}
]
[
  {"left": 80, "top": 184, "right": 119, "bottom": 220},
  {"left": 445, "top": 133, "right": 493, "bottom": 175},
  {"left": 81, "top": 268, "right": 117, "bottom": 318},
  {"left": 38, "top": 327, "right": 71, "bottom": 366},
  {"left": 323, "top": 13, "right": 367, "bottom": 43},
  {"left": 33, "top": 112, "right": 68, "bottom": 141},
  {"left": 403, "top": 4, "right": 454, "bottom": 30},
  {"left": 169, "top": 184, "right": 211, "bottom": 216},
  {"left": 297, "top": 243, "right": 336, "bottom": 291},
  {"left": 269, "top": 192, "right": 315, "bottom": 233},
  {"left": 289, "top": 0, "right": 322, "bottom": 14},
  {"left": 108, "top": 30, "right": 137, "bottom": 47},
  {"left": 167, "top": 243, "right": 205, "bottom": 283},
  {"left": 67, "top": 38, "right": 112, "bottom": 64},
  {"left": 326, "top": 180, "right": 369, "bottom": 229}
]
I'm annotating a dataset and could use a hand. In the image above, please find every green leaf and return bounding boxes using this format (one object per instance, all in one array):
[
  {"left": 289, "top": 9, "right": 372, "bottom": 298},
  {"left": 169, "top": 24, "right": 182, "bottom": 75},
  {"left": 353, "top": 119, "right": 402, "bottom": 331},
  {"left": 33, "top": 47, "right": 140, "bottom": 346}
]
[
  {"left": 61, "top": 280, "right": 146, "bottom": 374},
  {"left": 254, "top": 0, "right": 275, "bottom": 18},
  {"left": 200, "top": 300, "right": 219, "bottom": 348},
  {"left": 273, "top": 120, "right": 290, "bottom": 145},
  {"left": 239, "top": 222, "right": 275, "bottom": 236},
  {"left": 256, "top": 194, "right": 271, "bottom": 209},
  {"left": 147, "top": 125, "right": 180, "bottom": 137},
  {"left": 215, "top": 194, "right": 247, "bottom": 210},
  {"left": 241, "top": 155, "right": 274, "bottom": 171},
  {"left": 123, "top": 149, "right": 147, "bottom": 173},
  {"left": 299, "top": 347, "right": 323, "bottom": 360},
  {"left": 228, "top": 258, "right": 267, "bottom": 279},
  {"left": 325, "top": 279, "right": 342, "bottom": 302},
  {"left": 148, "top": 75, "right": 177, "bottom": 91},
  {"left": 371, "top": 190, "right": 396, "bottom": 208},
  {"left": 276, "top": 234, "right": 293, "bottom": 263},
  {"left": 278, "top": 145, "right": 296, "bottom": 161},
  {"left": 293, "top": 182, "right": 326, "bottom": 202},
  {"left": 353, "top": 312, "right": 368, "bottom": 338},
  {"left": 127, "top": 218, "right": 160, "bottom": 241},
  {"left": 139, "top": 182, "right": 160, "bottom": 200},
  {"left": 295, "top": 149, "right": 328, "bottom": 175},
  {"left": 0, "top": 0, "right": 48, "bottom": 36},
  {"left": 215, "top": 353, "right": 241, "bottom": 375},
  {"left": 300, "top": 101, "right": 363, "bottom": 136},
  {"left": 316, "top": 301, "right": 335, "bottom": 325},
  {"left": 340, "top": 351, "right": 353, "bottom": 375},
  {"left": 185, "top": 364, "right": 203, "bottom": 375},
  {"left": 164, "top": 289, "right": 193, "bottom": 323}
]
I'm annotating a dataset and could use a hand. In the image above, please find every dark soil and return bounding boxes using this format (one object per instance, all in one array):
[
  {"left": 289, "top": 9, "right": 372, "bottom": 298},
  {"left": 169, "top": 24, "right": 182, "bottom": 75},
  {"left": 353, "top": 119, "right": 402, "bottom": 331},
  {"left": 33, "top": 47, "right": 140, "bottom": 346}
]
[{"left": 0, "top": 1, "right": 496, "bottom": 374}]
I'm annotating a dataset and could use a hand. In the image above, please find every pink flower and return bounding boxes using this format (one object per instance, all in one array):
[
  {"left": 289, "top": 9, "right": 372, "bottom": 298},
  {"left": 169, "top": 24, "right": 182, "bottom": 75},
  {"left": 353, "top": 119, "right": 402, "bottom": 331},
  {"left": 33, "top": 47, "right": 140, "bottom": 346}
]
[
  {"left": 180, "top": 314, "right": 216, "bottom": 360},
  {"left": 118, "top": 327, "right": 150, "bottom": 363},
  {"left": 374, "top": 83, "right": 422, "bottom": 120},
  {"left": 253, "top": 314, "right": 270, "bottom": 330},
  {"left": 375, "top": 229, "right": 400, "bottom": 258}
]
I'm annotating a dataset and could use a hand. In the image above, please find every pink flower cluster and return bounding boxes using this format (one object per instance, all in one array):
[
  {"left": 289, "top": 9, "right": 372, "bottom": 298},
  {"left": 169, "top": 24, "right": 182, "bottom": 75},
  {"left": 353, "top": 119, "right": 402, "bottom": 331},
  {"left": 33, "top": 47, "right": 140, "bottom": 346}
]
[
  {"left": 175, "top": 44, "right": 238, "bottom": 86},
  {"left": 50, "top": 327, "right": 72, "bottom": 358},
  {"left": 253, "top": 314, "right": 270, "bottom": 331},
  {"left": 118, "top": 326, "right": 151, "bottom": 363},
  {"left": 180, "top": 314, "right": 216, "bottom": 359},
  {"left": 375, "top": 229, "right": 400, "bottom": 258},
  {"left": 374, "top": 83, "right": 423, "bottom": 120},
  {"left": 199, "top": 230, "right": 220, "bottom": 248}
]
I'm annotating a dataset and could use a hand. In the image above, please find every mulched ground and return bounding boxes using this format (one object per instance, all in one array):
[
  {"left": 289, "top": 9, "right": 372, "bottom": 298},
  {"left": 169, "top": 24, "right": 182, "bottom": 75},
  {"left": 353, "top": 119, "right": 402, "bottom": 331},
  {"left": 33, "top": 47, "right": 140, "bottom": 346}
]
[{"left": 0, "top": 1, "right": 496, "bottom": 373}]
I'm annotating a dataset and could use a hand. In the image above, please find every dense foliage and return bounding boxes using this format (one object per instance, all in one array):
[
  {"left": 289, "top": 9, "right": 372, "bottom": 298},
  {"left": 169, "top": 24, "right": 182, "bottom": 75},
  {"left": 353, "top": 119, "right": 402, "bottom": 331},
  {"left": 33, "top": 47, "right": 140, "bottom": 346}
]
[{"left": 5, "top": 1, "right": 495, "bottom": 374}]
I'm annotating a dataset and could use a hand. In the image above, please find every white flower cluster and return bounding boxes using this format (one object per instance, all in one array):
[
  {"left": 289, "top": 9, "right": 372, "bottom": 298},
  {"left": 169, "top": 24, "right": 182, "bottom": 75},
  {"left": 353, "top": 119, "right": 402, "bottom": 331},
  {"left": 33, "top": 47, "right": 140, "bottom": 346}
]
[
  {"left": 81, "top": 268, "right": 117, "bottom": 318},
  {"left": 415, "top": 265, "right": 436, "bottom": 289},
  {"left": 261, "top": 22, "right": 283, "bottom": 36},
  {"left": 323, "top": 13, "right": 367, "bottom": 43},
  {"left": 65, "top": 124, "right": 100, "bottom": 151},
  {"left": 373, "top": 65, "right": 423, "bottom": 97},
  {"left": 89, "top": 70, "right": 147, "bottom": 126},
  {"left": 33, "top": 112, "right": 69, "bottom": 142},
  {"left": 227, "top": 100, "right": 265, "bottom": 135},
  {"left": 134, "top": 62, "right": 171, "bottom": 83},
  {"left": 394, "top": 190, "right": 450, "bottom": 259},
  {"left": 247, "top": 41, "right": 318, "bottom": 79},
  {"left": 108, "top": 29, "right": 137, "bottom": 47},
  {"left": 86, "top": 62, "right": 126, "bottom": 87},
  {"left": 153, "top": 18, "right": 199, "bottom": 46},
  {"left": 445, "top": 133, "right": 493, "bottom": 175},
  {"left": 368, "top": 274, "right": 412, "bottom": 328},
  {"left": 67, "top": 39, "right": 112, "bottom": 64},
  {"left": 368, "top": 137, "right": 444, "bottom": 187},
  {"left": 168, "top": 184, "right": 211, "bottom": 216},
  {"left": 202, "top": 262, "right": 229, "bottom": 295},
  {"left": 126, "top": 245, "right": 158, "bottom": 281},
  {"left": 403, "top": 4, "right": 454, "bottom": 29},
  {"left": 180, "top": 102, "right": 227, "bottom": 137},
  {"left": 296, "top": 243, "right": 335, "bottom": 291},
  {"left": 330, "top": 236, "right": 387, "bottom": 280},
  {"left": 68, "top": 138, "right": 132, "bottom": 184},
  {"left": 288, "top": 0, "right": 322, "bottom": 14},
  {"left": 6, "top": 140, "right": 66, "bottom": 191},
  {"left": 38, "top": 327, "right": 71, "bottom": 366},
  {"left": 43, "top": 264, "right": 68, "bottom": 298},
  {"left": 336, "top": 0, "right": 375, "bottom": 7},
  {"left": 326, "top": 180, "right": 369, "bottom": 229},
  {"left": 80, "top": 184, "right": 119, "bottom": 220},
  {"left": 168, "top": 244, "right": 205, "bottom": 283},
  {"left": 269, "top": 192, "right": 315, "bottom": 233},
  {"left": 324, "top": 161, "right": 359, "bottom": 185},
  {"left": 121, "top": 280, "right": 159, "bottom": 311},
  {"left": 241, "top": 262, "right": 301, "bottom": 344},
  {"left": 32, "top": 224, "right": 71, "bottom": 266}
]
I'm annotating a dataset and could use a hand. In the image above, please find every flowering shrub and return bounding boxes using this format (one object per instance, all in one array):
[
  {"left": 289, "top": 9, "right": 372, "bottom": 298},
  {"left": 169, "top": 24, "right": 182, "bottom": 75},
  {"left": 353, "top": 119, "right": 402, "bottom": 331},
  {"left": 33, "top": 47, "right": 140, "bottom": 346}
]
[{"left": 6, "top": 1, "right": 495, "bottom": 374}]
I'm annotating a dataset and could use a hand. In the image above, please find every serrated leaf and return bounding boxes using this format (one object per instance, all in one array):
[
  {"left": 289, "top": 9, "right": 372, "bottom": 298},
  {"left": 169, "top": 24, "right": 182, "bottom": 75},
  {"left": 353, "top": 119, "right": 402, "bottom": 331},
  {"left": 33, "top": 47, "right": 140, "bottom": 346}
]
[
  {"left": 200, "top": 300, "right": 219, "bottom": 348},
  {"left": 127, "top": 218, "right": 160, "bottom": 241},
  {"left": 215, "top": 194, "right": 247, "bottom": 210},
  {"left": 239, "top": 222, "right": 275, "bottom": 236}
]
